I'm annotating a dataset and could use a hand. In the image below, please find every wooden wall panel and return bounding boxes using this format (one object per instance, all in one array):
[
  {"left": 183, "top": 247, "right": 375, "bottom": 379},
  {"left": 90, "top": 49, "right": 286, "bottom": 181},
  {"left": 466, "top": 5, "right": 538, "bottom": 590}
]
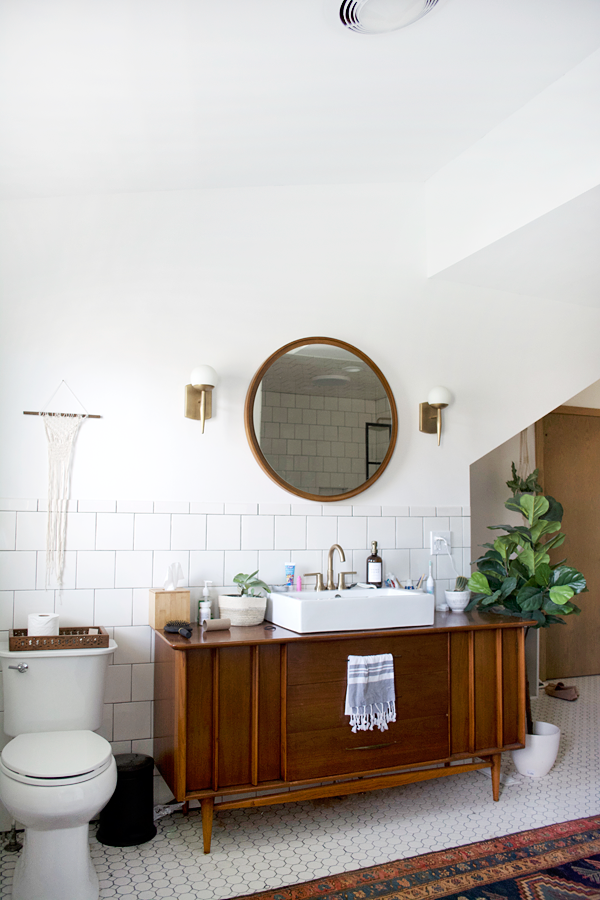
[
  {"left": 450, "top": 631, "right": 471, "bottom": 754},
  {"left": 153, "top": 634, "right": 177, "bottom": 794},
  {"left": 474, "top": 630, "right": 498, "bottom": 751},
  {"left": 218, "top": 647, "right": 253, "bottom": 787},
  {"left": 185, "top": 649, "right": 214, "bottom": 792},
  {"left": 502, "top": 629, "right": 520, "bottom": 746},
  {"left": 258, "top": 644, "right": 282, "bottom": 783}
]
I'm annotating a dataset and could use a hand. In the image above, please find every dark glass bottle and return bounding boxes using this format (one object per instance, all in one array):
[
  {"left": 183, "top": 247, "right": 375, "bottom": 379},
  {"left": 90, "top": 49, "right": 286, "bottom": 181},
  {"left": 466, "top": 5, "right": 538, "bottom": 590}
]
[{"left": 366, "top": 540, "right": 382, "bottom": 588}]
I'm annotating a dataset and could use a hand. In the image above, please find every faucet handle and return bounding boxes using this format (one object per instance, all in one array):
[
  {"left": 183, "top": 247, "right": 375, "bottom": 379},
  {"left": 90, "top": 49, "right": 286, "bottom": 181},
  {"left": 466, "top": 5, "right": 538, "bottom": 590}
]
[
  {"left": 304, "top": 572, "right": 325, "bottom": 592},
  {"left": 338, "top": 572, "right": 357, "bottom": 590}
]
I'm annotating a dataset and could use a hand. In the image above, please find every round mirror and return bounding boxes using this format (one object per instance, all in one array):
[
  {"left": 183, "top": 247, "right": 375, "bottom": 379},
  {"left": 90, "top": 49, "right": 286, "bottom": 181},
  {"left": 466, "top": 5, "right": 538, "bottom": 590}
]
[{"left": 244, "top": 337, "right": 398, "bottom": 501}]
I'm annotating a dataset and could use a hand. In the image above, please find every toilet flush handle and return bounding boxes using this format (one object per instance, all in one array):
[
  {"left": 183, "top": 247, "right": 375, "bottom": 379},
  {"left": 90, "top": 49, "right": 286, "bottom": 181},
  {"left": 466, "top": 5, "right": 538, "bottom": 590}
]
[{"left": 8, "top": 663, "right": 28, "bottom": 673}]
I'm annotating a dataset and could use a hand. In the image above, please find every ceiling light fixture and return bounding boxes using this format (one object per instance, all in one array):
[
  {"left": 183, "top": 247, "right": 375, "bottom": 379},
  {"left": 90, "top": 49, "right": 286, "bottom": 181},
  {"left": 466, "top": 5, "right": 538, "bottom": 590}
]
[
  {"left": 340, "top": 0, "right": 440, "bottom": 34},
  {"left": 312, "top": 375, "right": 351, "bottom": 386}
]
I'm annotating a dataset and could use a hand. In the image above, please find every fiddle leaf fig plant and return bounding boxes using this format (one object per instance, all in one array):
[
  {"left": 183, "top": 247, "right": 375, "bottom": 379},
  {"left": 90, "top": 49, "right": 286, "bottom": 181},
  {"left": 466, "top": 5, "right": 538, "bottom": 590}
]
[
  {"left": 466, "top": 474, "right": 587, "bottom": 628},
  {"left": 233, "top": 570, "right": 270, "bottom": 597}
]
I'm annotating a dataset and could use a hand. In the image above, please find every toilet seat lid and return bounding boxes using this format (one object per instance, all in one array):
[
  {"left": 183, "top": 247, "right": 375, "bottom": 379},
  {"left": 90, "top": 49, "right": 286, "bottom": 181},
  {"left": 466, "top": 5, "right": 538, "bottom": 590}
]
[{"left": 1, "top": 730, "right": 112, "bottom": 779}]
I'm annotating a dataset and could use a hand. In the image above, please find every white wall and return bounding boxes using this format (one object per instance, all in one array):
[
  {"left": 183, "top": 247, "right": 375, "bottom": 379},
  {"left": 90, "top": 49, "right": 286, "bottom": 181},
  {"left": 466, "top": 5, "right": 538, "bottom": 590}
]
[
  {"left": 426, "top": 48, "right": 600, "bottom": 276},
  {"left": 2, "top": 183, "right": 600, "bottom": 507}
]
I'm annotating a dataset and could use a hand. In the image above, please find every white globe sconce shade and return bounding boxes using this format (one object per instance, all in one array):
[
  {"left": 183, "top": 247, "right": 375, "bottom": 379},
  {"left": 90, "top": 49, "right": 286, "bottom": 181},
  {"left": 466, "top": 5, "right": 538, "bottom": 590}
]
[
  {"left": 185, "top": 366, "right": 219, "bottom": 433},
  {"left": 419, "top": 386, "right": 453, "bottom": 446}
]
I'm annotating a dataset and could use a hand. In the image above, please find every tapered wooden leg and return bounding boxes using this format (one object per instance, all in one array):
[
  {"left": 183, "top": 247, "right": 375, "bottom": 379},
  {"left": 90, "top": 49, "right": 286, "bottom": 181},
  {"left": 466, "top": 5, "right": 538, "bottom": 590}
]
[
  {"left": 201, "top": 798, "right": 214, "bottom": 853},
  {"left": 490, "top": 754, "right": 501, "bottom": 801},
  {"left": 181, "top": 802, "right": 189, "bottom": 815}
]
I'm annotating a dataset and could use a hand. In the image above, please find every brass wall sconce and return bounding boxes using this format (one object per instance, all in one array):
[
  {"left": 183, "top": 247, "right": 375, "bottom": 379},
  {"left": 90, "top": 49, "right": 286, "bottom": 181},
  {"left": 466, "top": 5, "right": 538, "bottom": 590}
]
[
  {"left": 184, "top": 366, "right": 219, "bottom": 433},
  {"left": 419, "top": 386, "right": 452, "bottom": 446}
]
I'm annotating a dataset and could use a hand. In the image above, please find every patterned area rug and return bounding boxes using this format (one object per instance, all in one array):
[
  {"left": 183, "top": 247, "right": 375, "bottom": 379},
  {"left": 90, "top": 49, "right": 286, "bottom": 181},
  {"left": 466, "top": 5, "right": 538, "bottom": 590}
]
[{"left": 239, "top": 815, "right": 600, "bottom": 900}]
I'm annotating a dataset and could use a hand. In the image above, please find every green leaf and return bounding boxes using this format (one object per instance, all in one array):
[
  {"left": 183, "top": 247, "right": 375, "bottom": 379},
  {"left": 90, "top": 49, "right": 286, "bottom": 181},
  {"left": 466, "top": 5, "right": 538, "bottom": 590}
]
[
  {"left": 534, "top": 564, "right": 552, "bottom": 587},
  {"left": 520, "top": 494, "right": 549, "bottom": 525},
  {"left": 544, "top": 614, "right": 566, "bottom": 625},
  {"left": 493, "top": 536, "right": 518, "bottom": 560},
  {"left": 530, "top": 519, "right": 561, "bottom": 543},
  {"left": 508, "top": 558, "right": 530, "bottom": 582},
  {"left": 477, "top": 549, "right": 504, "bottom": 563},
  {"left": 519, "top": 545, "right": 550, "bottom": 576},
  {"left": 467, "top": 572, "right": 492, "bottom": 595},
  {"left": 549, "top": 585, "right": 575, "bottom": 605},
  {"left": 481, "top": 590, "right": 502, "bottom": 607},
  {"left": 530, "top": 609, "right": 546, "bottom": 626},
  {"left": 540, "top": 496, "right": 563, "bottom": 523},
  {"left": 542, "top": 532, "right": 566, "bottom": 553},
  {"left": 505, "top": 496, "right": 525, "bottom": 515},
  {"left": 516, "top": 585, "right": 545, "bottom": 611},
  {"left": 498, "top": 576, "right": 517, "bottom": 600},
  {"left": 551, "top": 567, "right": 587, "bottom": 594},
  {"left": 233, "top": 572, "right": 250, "bottom": 584},
  {"left": 479, "top": 560, "right": 508, "bottom": 579}
]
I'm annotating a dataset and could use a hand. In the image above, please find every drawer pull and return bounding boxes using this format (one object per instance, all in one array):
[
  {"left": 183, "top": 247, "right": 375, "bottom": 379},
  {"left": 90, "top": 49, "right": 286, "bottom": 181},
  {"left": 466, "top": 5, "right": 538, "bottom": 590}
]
[{"left": 346, "top": 741, "right": 397, "bottom": 750}]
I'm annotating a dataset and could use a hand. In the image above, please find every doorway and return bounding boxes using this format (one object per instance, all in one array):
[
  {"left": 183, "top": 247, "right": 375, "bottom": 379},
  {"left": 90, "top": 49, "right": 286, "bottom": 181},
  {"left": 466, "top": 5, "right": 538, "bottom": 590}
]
[{"left": 536, "top": 406, "right": 600, "bottom": 679}]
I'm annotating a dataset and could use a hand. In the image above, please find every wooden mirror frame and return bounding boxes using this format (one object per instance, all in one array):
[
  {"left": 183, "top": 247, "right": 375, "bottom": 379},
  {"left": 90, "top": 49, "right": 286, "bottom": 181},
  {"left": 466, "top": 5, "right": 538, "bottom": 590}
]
[{"left": 244, "top": 336, "right": 398, "bottom": 502}]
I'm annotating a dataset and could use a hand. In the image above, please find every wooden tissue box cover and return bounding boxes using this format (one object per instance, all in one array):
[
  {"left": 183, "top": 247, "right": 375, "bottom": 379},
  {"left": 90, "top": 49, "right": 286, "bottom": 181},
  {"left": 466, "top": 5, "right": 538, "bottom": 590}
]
[{"left": 149, "top": 589, "right": 191, "bottom": 630}]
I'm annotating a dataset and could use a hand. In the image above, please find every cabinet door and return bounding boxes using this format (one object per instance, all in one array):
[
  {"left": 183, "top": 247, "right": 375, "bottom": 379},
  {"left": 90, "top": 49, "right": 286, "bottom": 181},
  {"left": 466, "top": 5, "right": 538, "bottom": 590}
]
[
  {"left": 286, "top": 634, "right": 449, "bottom": 781},
  {"left": 186, "top": 644, "right": 282, "bottom": 792}
]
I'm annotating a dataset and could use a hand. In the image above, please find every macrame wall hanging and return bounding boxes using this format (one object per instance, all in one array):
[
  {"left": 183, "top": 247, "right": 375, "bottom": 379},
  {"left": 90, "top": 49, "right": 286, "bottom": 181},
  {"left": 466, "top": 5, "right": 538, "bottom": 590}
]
[
  {"left": 24, "top": 382, "right": 101, "bottom": 588},
  {"left": 518, "top": 428, "right": 531, "bottom": 479}
]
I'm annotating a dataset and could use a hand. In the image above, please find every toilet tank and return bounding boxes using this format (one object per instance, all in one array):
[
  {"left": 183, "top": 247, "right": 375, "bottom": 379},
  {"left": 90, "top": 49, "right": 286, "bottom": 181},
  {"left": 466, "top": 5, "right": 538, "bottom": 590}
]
[{"left": 0, "top": 642, "right": 117, "bottom": 736}]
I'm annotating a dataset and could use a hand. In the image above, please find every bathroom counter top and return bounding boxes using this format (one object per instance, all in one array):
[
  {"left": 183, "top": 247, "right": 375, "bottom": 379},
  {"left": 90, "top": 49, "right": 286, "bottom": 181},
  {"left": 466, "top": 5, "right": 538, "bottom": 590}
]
[{"left": 153, "top": 608, "right": 531, "bottom": 650}]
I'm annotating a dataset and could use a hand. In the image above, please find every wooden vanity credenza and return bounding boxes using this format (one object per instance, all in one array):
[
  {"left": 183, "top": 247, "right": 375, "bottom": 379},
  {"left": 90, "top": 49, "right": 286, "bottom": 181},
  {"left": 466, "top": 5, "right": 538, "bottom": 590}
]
[{"left": 153, "top": 612, "right": 528, "bottom": 852}]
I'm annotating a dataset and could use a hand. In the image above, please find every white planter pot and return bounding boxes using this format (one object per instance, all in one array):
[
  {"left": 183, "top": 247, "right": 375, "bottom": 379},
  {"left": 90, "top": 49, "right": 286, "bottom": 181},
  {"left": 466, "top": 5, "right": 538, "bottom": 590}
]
[
  {"left": 444, "top": 590, "right": 470, "bottom": 613},
  {"left": 218, "top": 594, "right": 267, "bottom": 627},
  {"left": 511, "top": 721, "right": 560, "bottom": 777}
]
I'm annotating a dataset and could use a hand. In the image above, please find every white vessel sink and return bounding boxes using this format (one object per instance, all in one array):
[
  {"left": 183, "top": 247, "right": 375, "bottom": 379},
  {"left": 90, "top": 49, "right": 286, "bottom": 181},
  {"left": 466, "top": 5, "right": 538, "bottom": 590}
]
[{"left": 265, "top": 587, "right": 434, "bottom": 633}]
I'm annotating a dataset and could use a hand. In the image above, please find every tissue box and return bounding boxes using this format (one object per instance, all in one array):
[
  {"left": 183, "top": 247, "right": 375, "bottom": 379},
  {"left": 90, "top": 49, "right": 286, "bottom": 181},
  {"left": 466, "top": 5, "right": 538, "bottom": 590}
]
[{"left": 149, "top": 589, "right": 191, "bottom": 630}]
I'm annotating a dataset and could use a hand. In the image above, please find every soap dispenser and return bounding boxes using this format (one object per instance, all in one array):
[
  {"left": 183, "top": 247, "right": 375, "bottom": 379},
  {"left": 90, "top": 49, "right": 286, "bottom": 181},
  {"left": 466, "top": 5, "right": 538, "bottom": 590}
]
[{"left": 198, "top": 581, "right": 213, "bottom": 624}]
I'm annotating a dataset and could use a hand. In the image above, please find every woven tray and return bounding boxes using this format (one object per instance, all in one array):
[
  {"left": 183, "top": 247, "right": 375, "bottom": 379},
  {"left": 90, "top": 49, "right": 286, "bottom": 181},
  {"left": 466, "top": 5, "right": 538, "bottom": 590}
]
[{"left": 8, "top": 626, "right": 109, "bottom": 652}]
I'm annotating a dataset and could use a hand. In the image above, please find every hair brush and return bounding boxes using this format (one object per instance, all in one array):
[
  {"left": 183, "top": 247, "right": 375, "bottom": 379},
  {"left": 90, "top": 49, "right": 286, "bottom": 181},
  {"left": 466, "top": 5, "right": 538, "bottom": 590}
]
[{"left": 164, "top": 620, "right": 193, "bottom": 639}]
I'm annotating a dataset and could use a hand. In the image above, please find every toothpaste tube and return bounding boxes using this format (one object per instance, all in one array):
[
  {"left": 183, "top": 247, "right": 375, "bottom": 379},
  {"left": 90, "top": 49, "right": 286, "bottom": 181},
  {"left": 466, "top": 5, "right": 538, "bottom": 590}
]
[{"left": 285, "top": 563, "right": 295, "bottom": 588}]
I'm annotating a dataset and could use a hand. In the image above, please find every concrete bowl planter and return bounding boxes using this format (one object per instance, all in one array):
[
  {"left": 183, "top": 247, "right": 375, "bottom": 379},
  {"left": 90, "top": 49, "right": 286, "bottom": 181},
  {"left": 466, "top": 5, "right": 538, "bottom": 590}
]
[
  {"left": 218, "top": 594, "right": 267, "bottom": 626},
  {"left": 511, "top": 721, "right": 561, "bottom": 777},
  {"left": 444, "top": 590, "right": 470, "bottom": 613}
]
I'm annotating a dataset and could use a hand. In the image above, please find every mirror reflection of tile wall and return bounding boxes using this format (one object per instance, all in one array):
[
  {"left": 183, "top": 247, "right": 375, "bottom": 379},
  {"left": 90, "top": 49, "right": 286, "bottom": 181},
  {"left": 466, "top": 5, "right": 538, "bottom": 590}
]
[{"left": 259, "top": 390, "right": 391, "bottom": 496}]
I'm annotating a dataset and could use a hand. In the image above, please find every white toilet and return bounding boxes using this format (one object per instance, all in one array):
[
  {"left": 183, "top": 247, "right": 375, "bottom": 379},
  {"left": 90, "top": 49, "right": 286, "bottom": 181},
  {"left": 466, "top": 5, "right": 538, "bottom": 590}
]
[{"left": 0, "top": 640, "right": 118, "bottom": 900}]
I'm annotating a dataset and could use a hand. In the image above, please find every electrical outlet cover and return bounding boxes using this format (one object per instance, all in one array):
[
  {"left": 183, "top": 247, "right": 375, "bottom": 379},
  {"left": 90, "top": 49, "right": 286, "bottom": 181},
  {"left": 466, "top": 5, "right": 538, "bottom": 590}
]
[{"left": 430, "top": 531, "right": 451, "bottom": 554}]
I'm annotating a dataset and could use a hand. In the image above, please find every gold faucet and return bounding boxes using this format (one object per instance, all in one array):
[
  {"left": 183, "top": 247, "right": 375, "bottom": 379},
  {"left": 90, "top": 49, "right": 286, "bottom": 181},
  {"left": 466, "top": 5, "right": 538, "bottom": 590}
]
[{"left": 327, "top": 544, "right": 346, "bottom": 590}]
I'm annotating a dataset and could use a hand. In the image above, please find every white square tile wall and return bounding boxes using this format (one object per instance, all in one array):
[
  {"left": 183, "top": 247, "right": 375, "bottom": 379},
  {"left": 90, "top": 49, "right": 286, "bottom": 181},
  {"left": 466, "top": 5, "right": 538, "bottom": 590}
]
[{"left": 0, "top": 498, "right": 470, "bottom": 748}]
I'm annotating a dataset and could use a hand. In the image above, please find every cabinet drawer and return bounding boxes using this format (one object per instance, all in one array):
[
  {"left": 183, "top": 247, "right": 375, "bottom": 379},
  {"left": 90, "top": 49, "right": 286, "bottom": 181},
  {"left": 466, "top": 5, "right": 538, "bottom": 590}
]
[
  {"left": 287, "top": 633, "right": 447, "bottom": 686},
  {"left": 288, "top": 671, "right": 446, "bottom": 734},
  {"left": 287, "top": 714, "right": 449, "bottom": 781}
]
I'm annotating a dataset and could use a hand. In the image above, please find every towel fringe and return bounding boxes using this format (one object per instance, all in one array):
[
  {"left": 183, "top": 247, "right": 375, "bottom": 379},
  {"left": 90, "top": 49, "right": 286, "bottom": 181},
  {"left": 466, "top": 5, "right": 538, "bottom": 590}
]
[{"left": 348, "top": 700, "right": 396, "bottom": 733}]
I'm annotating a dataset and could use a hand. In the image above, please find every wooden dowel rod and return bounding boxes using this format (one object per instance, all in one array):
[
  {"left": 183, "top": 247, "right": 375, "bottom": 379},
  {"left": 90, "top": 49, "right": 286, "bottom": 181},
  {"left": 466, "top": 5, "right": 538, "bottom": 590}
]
[{"left": 23, "top": 411, "right": 102, "bottom": 418}]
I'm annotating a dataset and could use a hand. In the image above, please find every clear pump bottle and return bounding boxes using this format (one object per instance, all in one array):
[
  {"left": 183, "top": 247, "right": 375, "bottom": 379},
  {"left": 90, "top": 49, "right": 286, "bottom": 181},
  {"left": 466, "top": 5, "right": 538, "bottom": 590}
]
[{"left": 198, "top": 580, "right": 212, "bottom": 624}]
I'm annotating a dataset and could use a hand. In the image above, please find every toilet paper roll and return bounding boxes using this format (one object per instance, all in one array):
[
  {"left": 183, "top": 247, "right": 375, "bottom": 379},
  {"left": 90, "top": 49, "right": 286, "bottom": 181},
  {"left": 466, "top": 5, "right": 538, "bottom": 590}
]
[
  {"left": 202, "top": 618, "right": 231, "bottom": 632},
  {"left": 28, "top": 613, "right": 60, "bottom": 636}
]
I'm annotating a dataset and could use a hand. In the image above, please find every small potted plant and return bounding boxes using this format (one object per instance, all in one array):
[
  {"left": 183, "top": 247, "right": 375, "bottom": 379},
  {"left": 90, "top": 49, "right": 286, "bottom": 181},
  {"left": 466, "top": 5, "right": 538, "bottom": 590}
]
[
  {"left": 466, "top": 466, "right": 587, "bottom": 777},
  {"left": 218, "top": 570, "right": 271, "bottom": 626},
  {"left": 444, "top": 575, "right": 470, "bottom": 613}
]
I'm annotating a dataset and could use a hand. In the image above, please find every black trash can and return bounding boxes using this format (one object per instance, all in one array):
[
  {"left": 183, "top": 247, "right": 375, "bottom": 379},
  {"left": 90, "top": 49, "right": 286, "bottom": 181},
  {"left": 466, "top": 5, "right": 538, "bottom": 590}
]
[{"left": 97, "top": 753, "right": 157, "bottom": 846}]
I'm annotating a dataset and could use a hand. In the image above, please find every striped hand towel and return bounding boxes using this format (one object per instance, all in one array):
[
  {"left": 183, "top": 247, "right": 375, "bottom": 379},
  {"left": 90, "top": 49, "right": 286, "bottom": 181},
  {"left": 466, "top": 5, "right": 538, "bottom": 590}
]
[{"left": 344, "top": 653, "right": 396, "bottom": 733}]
